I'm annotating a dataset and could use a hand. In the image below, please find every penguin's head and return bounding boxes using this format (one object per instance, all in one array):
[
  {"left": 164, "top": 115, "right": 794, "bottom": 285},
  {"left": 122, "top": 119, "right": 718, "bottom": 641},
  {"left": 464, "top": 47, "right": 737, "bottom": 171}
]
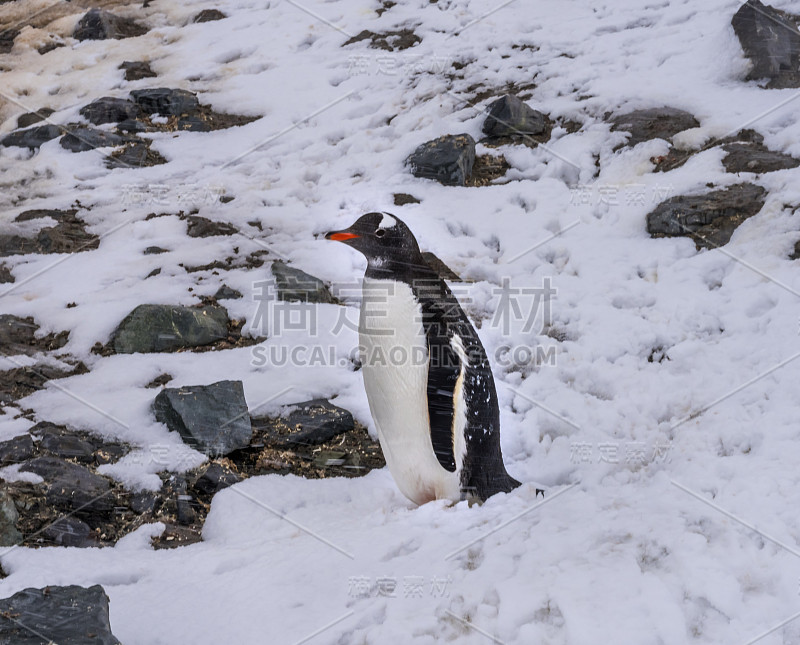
[{"left": 325, "top": 212, "right": 423, "bottom": 268}]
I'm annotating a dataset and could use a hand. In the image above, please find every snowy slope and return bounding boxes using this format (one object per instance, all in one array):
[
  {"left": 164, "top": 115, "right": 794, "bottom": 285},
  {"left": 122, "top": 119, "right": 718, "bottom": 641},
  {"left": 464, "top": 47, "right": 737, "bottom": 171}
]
[{"left": 3, "top": 0, "right": 800, "bottom": 642}]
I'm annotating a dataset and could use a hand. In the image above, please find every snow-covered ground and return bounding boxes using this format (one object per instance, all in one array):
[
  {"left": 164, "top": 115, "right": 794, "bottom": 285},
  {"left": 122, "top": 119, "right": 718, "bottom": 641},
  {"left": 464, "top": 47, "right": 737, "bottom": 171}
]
[{"left": 3, "top": 0, "right": 800, "bottom": 642}]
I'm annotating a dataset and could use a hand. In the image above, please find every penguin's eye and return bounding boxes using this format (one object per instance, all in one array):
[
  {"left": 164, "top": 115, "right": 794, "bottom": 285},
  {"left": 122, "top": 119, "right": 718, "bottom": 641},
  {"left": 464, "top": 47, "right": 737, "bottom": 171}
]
[{"left": 375, "top": 228, "right": 386, "bottom": 238}]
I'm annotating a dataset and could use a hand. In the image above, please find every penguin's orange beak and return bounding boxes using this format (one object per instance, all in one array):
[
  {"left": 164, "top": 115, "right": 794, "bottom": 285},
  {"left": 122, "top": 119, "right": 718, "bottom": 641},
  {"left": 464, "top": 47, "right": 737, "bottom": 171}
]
[{"left": 325, "top": 231, "right": 360, "bottom": 242}]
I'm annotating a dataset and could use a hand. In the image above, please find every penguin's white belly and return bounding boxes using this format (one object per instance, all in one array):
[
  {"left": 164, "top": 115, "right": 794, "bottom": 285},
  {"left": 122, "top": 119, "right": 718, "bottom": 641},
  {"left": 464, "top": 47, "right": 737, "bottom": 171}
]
[{"left": 359, "top": 277, "right": 461, "bottom": 504}]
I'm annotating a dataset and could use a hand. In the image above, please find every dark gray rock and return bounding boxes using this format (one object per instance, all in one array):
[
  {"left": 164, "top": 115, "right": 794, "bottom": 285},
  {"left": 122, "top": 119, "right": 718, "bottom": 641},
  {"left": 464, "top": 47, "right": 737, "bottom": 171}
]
[
  {"left": 0, "top": 264, "right": 13, "bottom": 283},
  {"left": 41, "top": 516, "right": 98, "bottom": 547},
  {"left": 20, "top": 457, "right": 113, "bottom": 516},
  {"left": 732, "top": 0, "right": 800, "bottom": 88},
  {"left": 0, "top": 314, "right": 68, "bottom": 355},
  {"left": 406, "top": 134, "right": 476, "bottom": 186},
  {"left": 611, "top": 107, "right": 700, "bottom": 146},
  {"left": 0, "top": 28, "right": 18, "bottom": 54},
  {"left": 721, "top": 142, "right": 800, "bottom": 173},
  {"left": 0, "top": 489, "right": 22, "bottom": 546},
  {"left": 80, "top": 97, "right": 141, "bottom": 125},
  {"left": 17, "top": 108, "right": 54, "bottom": 129},
  {"left": 0, "top": 214, "right": 98, "bottom": 258},
  {"left": 0, "top": 434, "right": 35, "bottom": 466},
  {"left": 192, "top": 462, "right": 242, "bottom": 495},
  {"left": 130, "top": 88, "right": 199, "bottom": 116},
  {"left": 0, "top": 584, "right": 120, "bottom": 644},
  {"left": 254, "top": 399, "right": 354, "bottom": 447},
  {"left": 393, "top": 193, "right": 420, "bottom": 206},
  {"left": 1, "top": 124, "right": 62, "bottom": 149},
  {"left": 0, "top": 315, "right": 37, "bottom": 353},
  {"left": 143, "top": 246, "right": 169, "bottom": 255},
  {"left": 60, "top": 127, "right": 133, "bottom": 153},
  {"left": 129, "top": 490, "right": 159, "bottom": 514},
  {"left": 343, "top": 28, "right": 420, "bottom": 51},
  {"left": 14, "top": 208, "right": 77, "bottom": 222},
  {"left": 74, "top": 8, "right": 148, "bottom": 41},
  {"left": 186, "top": 215, "right": 238, "bottom": 237},
  {"left": 482, "top": 95, "right": 548, "bottom": 138},
  {"left": 38, "top": 430, "right": 95, "bottom": 463},
  {"left": 271, "top": 261, "right": 335, "bottom": 303},
  {"left": 111, "top": 303, "right": 230, "bottom": 353},
  {"left": 153, "top": 380, "right": 252, "bottom": 456},
  {"left": 120, "top": 60, "right": 156, "bottom": 81},
  {"left": 647, "top": 183, "right": 767, "bottom": 249},
  {"left": 214, "top": 285, "right": 243, "bottom": 300},
  {"left": 105, "top": 141, "right": 168, "bottom": 169},
  {"left": 193, "top": 9, "right": 226, "bottom": 22}
]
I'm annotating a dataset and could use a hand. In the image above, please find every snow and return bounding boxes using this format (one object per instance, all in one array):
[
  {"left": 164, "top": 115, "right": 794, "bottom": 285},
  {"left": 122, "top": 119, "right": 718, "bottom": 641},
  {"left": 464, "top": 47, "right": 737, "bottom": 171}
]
[{"left": 2, "top": 0, "right": 800, "bottom": 642}]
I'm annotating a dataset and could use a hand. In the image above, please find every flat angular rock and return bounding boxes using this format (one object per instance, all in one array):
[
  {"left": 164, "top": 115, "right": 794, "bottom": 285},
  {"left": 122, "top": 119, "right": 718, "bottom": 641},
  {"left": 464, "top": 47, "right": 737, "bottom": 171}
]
[
  {"left": 38, "top": 429, "right": 95, "bottom": 463},
  {"left": 0, "top": 489, "right": 22, "bottom": 546},
  {"left": 111, "top": 303, "right": 230, "bottom": 353},
  {"left": 0, "top": 434, "right": 35, "bottom": 466},
  {"left": 646, "top": 183, "right": 767, "bottom": 249},
  {"left": 186, "top": 215, "right": 238, "bottom": 237},
  {"left": 80, "top": 97, "right": 141, "bottom": 125},
  {"left": 17, "top": 108, "right": 54, "bottom": 129},
  {"left": 41, "top": 516, "right": 98, "bottom": 547},
  {"left": 482, "top": 95, "right": 548, "bottom": 138},
  {"left": 343, "top": 28, "right": 420, "bottom": 51},
  {"left": 120, "top": 60, "right": 156, "bottom": 81},
  {"left": 254, "top": 399, "right": 354, "bottom": 447},
  {"left": 130, "top": 88, "right": 200, "bottom": 116},
  {"left": 20, "top": 457, "right": 113, "bottom": 515},
  {"left": 214, "top": 285, "right": 242, "bottom": 300},
  {"left": 406, "top": 133, "right": 476, "bottom": 186},
  {"left": 721, "top": 142, "right": 800, "bottom": 173},
  {"left": 0, "top": 28, "right": 18, "bottom": 54},
  {"left": 192, "top": 462, "right": 242, "bottom": 494},
  {"left": 74, "top": 8, "right": 148, "bottom": 41},
  {"left": 193, "top": 9, "right": 226, "bottom": 22},
  {"left": 153, "top": 380, "right": 252, "bottom": 456},
  {"left": 60, "top": 127, "right": 133, "bottom": 152},
  {"left": 0, "top": 585, "right": 120, "bottom": 644},
  {"left": 732, "top": 0, "right": 800, "bottom": 88},
  {"left": 1, "top": 124, "right": 62, "bottom": 149},
  {"left": 105, "top": 141, "right": 167, "bottom": 169},
  {"left": 611, "top": 107, "right": 700, "bottom": 147},
  {"left": 271, "top": 261, "right": 335, "bottom": 303}
]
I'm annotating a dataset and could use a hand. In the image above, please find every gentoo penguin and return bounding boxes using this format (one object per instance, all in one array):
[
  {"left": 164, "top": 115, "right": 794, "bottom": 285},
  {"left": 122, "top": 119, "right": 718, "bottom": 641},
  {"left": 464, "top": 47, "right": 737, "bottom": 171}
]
[{"left": 326, "top": 212, "right": 520, "bottom": 504}]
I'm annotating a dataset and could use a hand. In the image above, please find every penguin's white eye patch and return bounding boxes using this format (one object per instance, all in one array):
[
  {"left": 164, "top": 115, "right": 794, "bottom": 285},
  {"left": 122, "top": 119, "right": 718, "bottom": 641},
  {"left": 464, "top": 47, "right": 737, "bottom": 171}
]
[{"left": 378, "top": 213, "right": 396, "bottom": 229}]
